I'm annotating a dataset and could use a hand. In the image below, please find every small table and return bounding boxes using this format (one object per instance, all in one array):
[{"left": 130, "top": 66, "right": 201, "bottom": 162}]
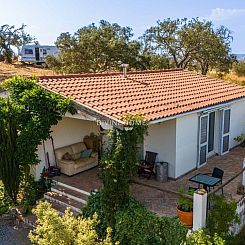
[{"left": 189, "top": 173, "right": 221, "bottom": 191}]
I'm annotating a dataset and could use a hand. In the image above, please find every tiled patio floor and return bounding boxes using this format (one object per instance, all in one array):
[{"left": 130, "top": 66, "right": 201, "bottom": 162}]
[{"left": 53, "top": 146, "right": 245, "bottom": 217}]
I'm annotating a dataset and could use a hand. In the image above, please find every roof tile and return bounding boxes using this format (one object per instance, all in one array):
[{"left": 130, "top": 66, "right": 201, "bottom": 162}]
[{"left": 39, "top": 69, "right": 245, "bottom": 123}]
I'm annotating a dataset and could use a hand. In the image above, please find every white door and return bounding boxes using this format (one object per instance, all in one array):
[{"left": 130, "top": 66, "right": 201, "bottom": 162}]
[
  {"left": 198, "top": 114, "right": 209, "bottom": 166},
  {"left": 220, "top": 108, "right": 231, "bottom": 155}
]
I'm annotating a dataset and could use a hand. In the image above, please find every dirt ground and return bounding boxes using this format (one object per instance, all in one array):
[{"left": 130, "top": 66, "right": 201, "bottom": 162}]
[{"left": 0, "top": 62, "right": 55, "bottom": 80}]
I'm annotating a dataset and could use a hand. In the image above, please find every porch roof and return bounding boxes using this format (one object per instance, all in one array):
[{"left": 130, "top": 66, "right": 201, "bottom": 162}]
[{"left": 39, "top": 69, "right": 245, "bottom": 124}]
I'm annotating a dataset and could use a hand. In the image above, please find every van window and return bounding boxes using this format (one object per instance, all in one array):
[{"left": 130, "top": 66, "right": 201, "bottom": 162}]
[
  {"left": 43, "top": 49, "right": 47, "bottom": 55},
  {"left": 24, "top": 49, "right": 33, "bottom": 55}
]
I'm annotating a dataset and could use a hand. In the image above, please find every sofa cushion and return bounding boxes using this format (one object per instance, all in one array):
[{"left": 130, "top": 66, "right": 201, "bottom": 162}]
[
  {"left": 72, "top": 152, "right": 82, "bottom": 160},
  {"left": 70, "top": 142, "right": 87, "bottom": 155},
  {"left": 59, "top": 159, "right": 75, "bottom": 165},
  {"left": 74, "top": 157, "right": 95, "bottom": 169},
  {"left": 55, "top": 146, "right": 73, "bottom": 160},
  {"left": 91, "top": 152, "right": 98, "bottom": 158}
]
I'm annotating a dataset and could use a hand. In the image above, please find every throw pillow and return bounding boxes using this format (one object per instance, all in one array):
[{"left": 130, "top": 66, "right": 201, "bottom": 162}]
[
  {"left": 81, "top": 149, "right": 92, "bottom": 158},
  {"left": 62, "top": 152, "right": 73, "bottom": 160}
]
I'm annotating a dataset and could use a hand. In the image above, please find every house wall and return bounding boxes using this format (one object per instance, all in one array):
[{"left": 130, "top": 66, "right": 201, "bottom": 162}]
[
  {"left": 175, "top": 113, "right": 199, "bottom": 178},
  {"left": 144, "top": 119, "right": 176, "bottom": 178},
  {"left": 34, "top": 117, "right": 99, "bottom": 179},
  {"left": 229, "top": 99, "right": 245, "bottom": 148}
]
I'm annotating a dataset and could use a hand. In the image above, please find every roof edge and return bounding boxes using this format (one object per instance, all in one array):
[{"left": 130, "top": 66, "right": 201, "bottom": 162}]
[{"left": 38, "top": 68, "right": 183, "bottom": 80}]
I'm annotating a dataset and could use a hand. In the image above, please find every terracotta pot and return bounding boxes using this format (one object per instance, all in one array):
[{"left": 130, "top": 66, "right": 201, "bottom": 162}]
[{"left": 176, "top": 207, "right": 193, "bottom": 227}]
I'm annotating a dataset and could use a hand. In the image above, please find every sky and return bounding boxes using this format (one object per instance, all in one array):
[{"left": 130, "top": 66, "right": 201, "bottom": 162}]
[{"left": 0, "top": 0, "right": 245, "bottom": 53}]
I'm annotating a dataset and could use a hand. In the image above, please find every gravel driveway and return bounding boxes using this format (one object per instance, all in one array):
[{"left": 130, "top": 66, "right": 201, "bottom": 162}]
[{"left": 0, "top": 216, "right": 32, "bottom": 245}]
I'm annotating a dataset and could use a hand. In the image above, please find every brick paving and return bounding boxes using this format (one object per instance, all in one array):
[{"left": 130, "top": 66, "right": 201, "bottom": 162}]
[{"left": 53, "top": 146, "right": 245, "bottom": 217}]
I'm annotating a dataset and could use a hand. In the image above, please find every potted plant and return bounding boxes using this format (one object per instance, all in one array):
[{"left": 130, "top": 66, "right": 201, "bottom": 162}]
[
  {"left": 234, "top": 134, "right": 245, "bottom": 147},
  {"left": 176, "top": 188, "right": 194, "bottom": 227}
]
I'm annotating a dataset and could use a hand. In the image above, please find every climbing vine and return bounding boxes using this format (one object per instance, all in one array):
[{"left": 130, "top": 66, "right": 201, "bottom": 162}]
[
  {"left": 0, "top": 76, "right": 75, "bottom": 203},
  {"left": 100, "top": 114, "right": 148, "bottom": 227}
]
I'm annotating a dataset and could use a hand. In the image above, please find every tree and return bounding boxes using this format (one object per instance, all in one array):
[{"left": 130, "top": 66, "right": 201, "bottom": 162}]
[
  {"left": 29, "top": 201, "right": 114, "bottom": 245},
  {"left": 0, "top": 24, "right": 34, "bottom": 63},
  {"left": 0, "top": 76, "right": 75, "bottom": 203},
  {"left": 46, "top": 20, "right": 143, "bottom": 73},
  {"left": 143, "top": 18, "right": 234, "bottom": 74},
  {"left": 234, "top": 61, "right": 245, "bottom": 77}
]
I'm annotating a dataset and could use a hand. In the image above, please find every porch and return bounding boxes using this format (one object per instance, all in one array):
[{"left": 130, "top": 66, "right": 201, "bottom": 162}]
[{"left": 53, "top": 145, "right": 245, "bottom": 217}]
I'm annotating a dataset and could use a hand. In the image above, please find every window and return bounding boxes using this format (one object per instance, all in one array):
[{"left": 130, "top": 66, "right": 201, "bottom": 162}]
[
  {"left": 24, "top": 49, "right": 33, "bottom": 55},
  {"left": 43, "top": 49, "right": 47, "bottom": 55}
]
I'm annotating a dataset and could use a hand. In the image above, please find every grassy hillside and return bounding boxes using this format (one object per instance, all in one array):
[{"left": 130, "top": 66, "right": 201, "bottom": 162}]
[{"left": 0, "top": 62, "right": 55, "bottom": 81}]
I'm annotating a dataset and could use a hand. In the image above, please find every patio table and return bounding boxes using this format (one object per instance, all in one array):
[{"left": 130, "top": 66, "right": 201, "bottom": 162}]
[{"left": 189, "top": 173, "right": 221, "bottom": 190}]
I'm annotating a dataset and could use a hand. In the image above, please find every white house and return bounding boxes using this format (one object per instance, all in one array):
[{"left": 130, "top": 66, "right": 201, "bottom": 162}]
[
  {"left": 35, "top": 69, "right": 245, "bottom": 180},
  {"left": 2, "top": 69, "right": 245, "bottom": 180}
]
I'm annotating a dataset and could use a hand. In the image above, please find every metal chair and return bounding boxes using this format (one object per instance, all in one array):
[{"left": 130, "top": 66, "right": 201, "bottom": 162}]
[
  {"left": 211, "top": 167, "right": 224, "bottom": 194},
  {"left": 138, "top": 151, "right": 158, "bottom": 179}
]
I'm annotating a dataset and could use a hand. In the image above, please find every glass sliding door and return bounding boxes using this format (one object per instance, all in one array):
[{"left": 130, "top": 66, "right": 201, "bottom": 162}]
[
  {"left": 208, "top": 112, "right": 215, "bottom": 154},
  {"left": 198, "top": 114, "right": 209, "bottom": 166}
]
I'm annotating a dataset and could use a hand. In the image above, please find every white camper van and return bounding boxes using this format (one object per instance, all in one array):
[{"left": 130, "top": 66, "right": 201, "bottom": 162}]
[{"left": 18, "top": 45, "right": 59, "bottom": 64}]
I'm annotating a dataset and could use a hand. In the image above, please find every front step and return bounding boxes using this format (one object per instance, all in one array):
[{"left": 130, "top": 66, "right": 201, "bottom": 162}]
[
  {"left": 43, "top": 180, "right": 91, "bottom": 215},
  {"left": 51, "top": 184, "right": 89, "bottom": 205},
  {"left": 44, "top": 191, "right": 83, "bottom": 213}
]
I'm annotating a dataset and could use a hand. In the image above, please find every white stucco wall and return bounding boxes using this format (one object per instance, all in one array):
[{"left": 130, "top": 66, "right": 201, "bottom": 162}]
[
  {"left": 34, "top": 117, "right": 99, "bottom": 179},
  {"left": 175, "top": 113, "right": 199, "bottom": 178},
  {"left": 144, "top": 119, "right": 176, "bottom": 178},
  {"left": 229, "top": 99, "right": 245, "bottom": 148}
]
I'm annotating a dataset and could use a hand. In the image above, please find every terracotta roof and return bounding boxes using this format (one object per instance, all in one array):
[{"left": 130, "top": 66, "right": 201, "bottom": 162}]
[{"left": 39, "top": 69, "right": 245, "bottom": 123}]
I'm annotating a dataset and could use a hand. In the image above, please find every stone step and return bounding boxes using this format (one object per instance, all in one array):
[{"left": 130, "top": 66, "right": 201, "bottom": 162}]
[
  {"left": 51, "top": 184, "right": 89, "bottom": 205},
  {"left": 52, "top": 180, "right": 91, "bottom": 196},
  {"left": 44, "top": 191, "right": 84, "bottom": 213}
]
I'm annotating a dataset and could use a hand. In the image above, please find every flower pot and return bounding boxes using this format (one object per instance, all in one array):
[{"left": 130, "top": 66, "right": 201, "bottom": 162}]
[{"left": 176, "top": 207, "right": 193, "bottom": 227}]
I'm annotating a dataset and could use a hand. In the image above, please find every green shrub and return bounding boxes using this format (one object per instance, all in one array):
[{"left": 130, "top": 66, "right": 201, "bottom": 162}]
[
  {"left": 82, "top": 191, "right": 109, "bottom": 239},
  {"left": 29, "top": 201, "right": 114, "bottom": 245},
  {"left": 186, "top": 229, "right": 225, "bottom": 245},
  {"left": 21, "top": 174, "right": 52, "bottom": 214},
  {"left": 0, "top": 181, "right": 11, "bottom": 215},
  {"left": 83, "top": 193, "right": 187, "bottom": 245},
  {"left": 234, "top": 61, "right": 245, "bottom": 77},
  {"left": 206, "top": 194, "right": 239, "bottom": 241},
  {"left": 114, "top": 198, "right": 187, "bottom": 245}
]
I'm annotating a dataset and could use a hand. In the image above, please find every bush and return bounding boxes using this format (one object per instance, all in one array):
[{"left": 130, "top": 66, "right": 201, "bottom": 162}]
[
  {"left": 82, "top": 191, "right": 109, "bottom": 238},
  {"left": 234, "top": 61, "right": 245, "bottom": 77},
  {"left": 0, "top": 181, "right": 11, "bottom": 215},
  {"left": 114, "top": 198, "right": 187, "bottom": 245},
  {"left": 186, "top": 229, "right": 225, "bottom": 245},
  {"left": 29, "top": 201, "right": 114, "bottom": 245},
  {"left": 206, "top": 195, "right": 239, "bottom": 241},
  {"left": 21, "top": 174, "right": 52, "bottom": 214},
  {"left": 82, "top": 193, "right": 187, "bottom": 245}
]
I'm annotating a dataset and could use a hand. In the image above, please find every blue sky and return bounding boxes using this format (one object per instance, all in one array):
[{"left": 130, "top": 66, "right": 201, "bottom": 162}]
[{"left": 1, "top": 0, "right": 245, "bottom": 52}]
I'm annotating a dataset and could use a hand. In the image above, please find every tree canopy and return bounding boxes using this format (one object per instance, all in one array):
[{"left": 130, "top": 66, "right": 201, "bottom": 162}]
[
  {"left": 142, "top": 18, "right": 234, "bottom": 74},
  {"left": 0, "top": 24, "right": 34, "bottom": 63},
  {"left": 46, "top": 20, "right": 146, "bottom": 73}
]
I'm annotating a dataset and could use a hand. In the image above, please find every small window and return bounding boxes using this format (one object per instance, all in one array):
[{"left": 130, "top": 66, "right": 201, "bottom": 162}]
[
  {"left": 24, "top": 49, "right": 33, "bottom": 55},
  {"left": 43, "top": 49, "right": 47, "bottom": 55}
]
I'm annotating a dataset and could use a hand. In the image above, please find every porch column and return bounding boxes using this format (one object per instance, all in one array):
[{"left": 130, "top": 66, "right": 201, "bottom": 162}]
[
  {"left": 243, "top": 159, "right": 245, "bottom": 187},
  {"left": 193, "top": 189, "right": 207, "bottom": 231}
]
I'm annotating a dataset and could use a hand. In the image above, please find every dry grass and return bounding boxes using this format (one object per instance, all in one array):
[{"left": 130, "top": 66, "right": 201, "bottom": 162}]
[
  {"left": 209, "top": 71, "right": 245, "bottom": 86},
  {"left": 0, "top": 62, "right": 55, "bottom": 81}
]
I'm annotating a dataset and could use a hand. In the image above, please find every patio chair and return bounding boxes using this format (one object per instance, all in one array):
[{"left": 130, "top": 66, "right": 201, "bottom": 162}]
[
  {"left": 205, "top": 167, "right": 224, "bottom": 194},
  {"left": 211, "top": 167, "right": 224, "bottom": 194},
  {"left": 138, "top": 151, "right": 158, "bottom": 179}
]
